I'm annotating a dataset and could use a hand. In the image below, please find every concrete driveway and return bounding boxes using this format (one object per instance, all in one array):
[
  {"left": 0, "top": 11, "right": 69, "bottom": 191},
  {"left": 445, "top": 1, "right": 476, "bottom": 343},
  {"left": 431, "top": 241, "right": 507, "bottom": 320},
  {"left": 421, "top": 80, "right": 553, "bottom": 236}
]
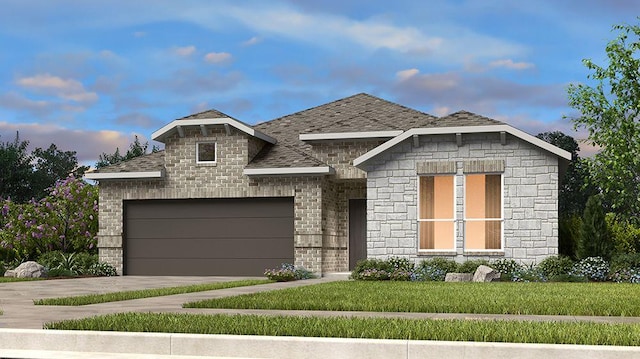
[{"left": 0, "top": 276, "right": 333, "bottom": 329}]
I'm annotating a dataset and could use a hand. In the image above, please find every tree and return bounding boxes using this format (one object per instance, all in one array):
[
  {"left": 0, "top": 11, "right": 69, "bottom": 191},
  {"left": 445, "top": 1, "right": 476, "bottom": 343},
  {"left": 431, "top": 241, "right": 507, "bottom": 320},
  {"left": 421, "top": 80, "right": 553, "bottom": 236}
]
[
  {"left": 0, "top": 133, "right": 33, "bottom": 203},
  {"left": 535, "top": 131, "right": 597, "bottom": 215},
  {"left": 578, "top": 194, "right": 613, "bottom": 260},
  {"left": 31, "top": 144, "right": 89, "bottom": 200},
  {"left": 567, "top": 22, "right": 640, "bottom": 222},
  {"left": 96, "top": 136, "right": 159, "bottom": 169}
]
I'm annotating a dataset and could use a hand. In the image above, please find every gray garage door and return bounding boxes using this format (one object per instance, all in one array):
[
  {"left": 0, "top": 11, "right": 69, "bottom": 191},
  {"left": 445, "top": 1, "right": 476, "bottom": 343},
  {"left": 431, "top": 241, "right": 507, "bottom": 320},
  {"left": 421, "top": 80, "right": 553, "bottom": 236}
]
[{"left": 124, "top": 197, "right": 294, "bottom": 276}]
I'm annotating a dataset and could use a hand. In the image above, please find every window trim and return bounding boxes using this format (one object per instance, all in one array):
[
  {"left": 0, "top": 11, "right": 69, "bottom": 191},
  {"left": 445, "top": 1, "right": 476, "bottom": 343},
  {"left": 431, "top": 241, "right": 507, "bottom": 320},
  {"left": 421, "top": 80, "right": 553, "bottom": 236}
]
[
  {"left": 196, "top": 141, "right": 217, "bottom": 164},
  {"left": 463, "top": 173, "right": 504, "bottom": 252},
  {"left": 417, "top": 174, "right": 457, "bottom": 253}
]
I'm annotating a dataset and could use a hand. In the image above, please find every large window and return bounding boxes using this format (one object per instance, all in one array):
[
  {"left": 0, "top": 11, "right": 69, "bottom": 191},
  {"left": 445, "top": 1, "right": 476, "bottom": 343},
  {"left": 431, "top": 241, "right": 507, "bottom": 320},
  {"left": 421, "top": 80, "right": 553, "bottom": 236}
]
[
  {"left": 464, "top": 174, "right": 502, "bottom": 250},
  {"left": 196, "top": 142, "right": 216, "bottom": 164},
  {"left": 418, "top": 175, "right": 455, "bottom": 250}
]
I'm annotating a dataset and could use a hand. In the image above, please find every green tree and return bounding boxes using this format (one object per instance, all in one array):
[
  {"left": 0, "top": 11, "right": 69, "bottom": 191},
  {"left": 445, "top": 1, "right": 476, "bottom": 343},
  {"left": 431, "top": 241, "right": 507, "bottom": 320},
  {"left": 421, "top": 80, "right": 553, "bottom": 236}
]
[
  {"left": 96, "top": 136, "right": 158, "bottom": 169},
  {"left": 535, "top": 131, "right": 597, "bottom": 216},
  {"left": 578, "top": 194, "right": 613, "bottom": 260},
  {"left": 567, "top": 22, "right": 640, "bottom": 222},
  {"left": 31, "top": 144, "right": 89, "bottom": 200},
  {"left": 0, "top": 133, "right": 33, "bottom": 203}
]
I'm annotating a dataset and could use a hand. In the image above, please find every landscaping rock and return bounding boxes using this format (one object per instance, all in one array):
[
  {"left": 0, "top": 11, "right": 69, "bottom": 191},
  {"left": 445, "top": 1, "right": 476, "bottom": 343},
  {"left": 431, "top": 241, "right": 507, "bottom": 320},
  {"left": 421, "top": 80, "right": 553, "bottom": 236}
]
[
  {"left": 8, "top": 261, "right": 47, "bottom": 278},
  {"left": 445, "top": 273, "right": 473, "bottom": 282},
  {"left": 3, "top": 269, "right": 16, "bottom": 277},
  {"left": 473, "top": 265, "right": 501, "bottom": 282}
]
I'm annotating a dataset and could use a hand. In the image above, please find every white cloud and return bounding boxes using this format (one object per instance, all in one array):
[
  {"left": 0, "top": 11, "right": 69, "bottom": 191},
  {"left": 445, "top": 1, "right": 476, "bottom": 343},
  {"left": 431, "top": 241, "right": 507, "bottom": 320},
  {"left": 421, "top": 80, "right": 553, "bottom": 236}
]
[
  {"left": 396, "top": 68, "right": 420, "bottom": 81},
  {"left": 433, "top": 106, "right": 451, "bottom": 117},
  {"left": 242, "top": 36, "right": 262, "bottom": 46},
  {"left": 489, "top": 59, "right": 535, "bottom": 70},
  {"left": 204, "top": 52, "right": 232, "bottom": 64},
  {"left": 173, "top": 45, "right": 197, "bottom": 57},
  {"left": 16, "top": 74, "right": 98, "bottom": 104}
]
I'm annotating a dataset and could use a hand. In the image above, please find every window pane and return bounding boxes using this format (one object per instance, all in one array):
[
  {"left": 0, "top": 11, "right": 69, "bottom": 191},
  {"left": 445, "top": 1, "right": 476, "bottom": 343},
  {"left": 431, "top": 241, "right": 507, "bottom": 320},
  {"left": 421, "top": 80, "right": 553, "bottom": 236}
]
[
  {"left": 420, "top": 176, "right": 453, "bottom": 220},
  {"left": 420, "top": 221, "right": 454, "bottom": 250},
  {"left": 465, "top": 174, "right": 485, "bottom": 218},
  {"left": 198, "top": 143, "right": 216, "bottom": 162},
  {"left": 466, "top": 221, "right": 501, "bottom": 250}
]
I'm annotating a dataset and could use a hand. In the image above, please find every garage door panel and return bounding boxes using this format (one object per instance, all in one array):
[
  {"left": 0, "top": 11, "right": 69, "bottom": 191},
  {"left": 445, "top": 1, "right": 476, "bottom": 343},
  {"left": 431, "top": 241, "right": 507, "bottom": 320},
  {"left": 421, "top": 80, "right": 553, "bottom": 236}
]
[
  {"left": 127, "top": 237, "right": 293, "bottom": 258},
  {"left": 126, "top": 217, "right": 293, "bottom": 239},
  {"left": 127, "top": 258, "right": 292, "bottom": 276},
  {"left": 126, "top": 198, "right": 293, "bottom": 219},
  {"left": 124, "top": 197, "right": 294, "bottom": 276}
]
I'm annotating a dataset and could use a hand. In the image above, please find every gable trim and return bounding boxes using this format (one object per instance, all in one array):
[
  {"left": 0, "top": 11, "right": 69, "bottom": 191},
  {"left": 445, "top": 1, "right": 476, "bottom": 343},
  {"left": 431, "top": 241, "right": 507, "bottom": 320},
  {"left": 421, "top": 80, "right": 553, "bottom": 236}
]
[
  {"left": 84, "top": 170, "right": 164, "bottom": 180},
  {"left": 152, "top": 118, "right": 277, "bottom": 144},
  {"left": 243, "top": 166, "right": 335, "bottom": 176},
  {"left": 299, "top": 130, "right": 403, "bottom": 141},
  {"left": 353, "top": 125, "right": 572, "bottom": 167}
]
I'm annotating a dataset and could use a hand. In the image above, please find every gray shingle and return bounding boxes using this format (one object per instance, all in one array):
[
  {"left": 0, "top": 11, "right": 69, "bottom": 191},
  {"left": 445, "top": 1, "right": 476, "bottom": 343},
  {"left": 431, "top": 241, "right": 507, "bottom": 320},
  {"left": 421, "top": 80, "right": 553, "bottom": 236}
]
[
  {"left": 432, "top": 110, "right": 505, "bottom": 127},
  {"left": 91, "top": 151, "right": 165, "bottom": 173}
]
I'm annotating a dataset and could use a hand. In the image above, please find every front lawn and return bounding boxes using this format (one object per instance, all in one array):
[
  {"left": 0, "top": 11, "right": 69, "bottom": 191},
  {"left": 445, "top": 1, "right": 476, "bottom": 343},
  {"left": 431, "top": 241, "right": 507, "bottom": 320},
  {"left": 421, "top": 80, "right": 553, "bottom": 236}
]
[
  {"left": 44, "top": 312, "right": 640, "bottom": 346},
  {"left": 0, "top": 277, "right": 42, "bottom": 283},
  {"left": 35, "top": 279, "right": 272, "bottom": 305},
  {"left": 184, "top": 281, "right": 640, "bottom": 316}
]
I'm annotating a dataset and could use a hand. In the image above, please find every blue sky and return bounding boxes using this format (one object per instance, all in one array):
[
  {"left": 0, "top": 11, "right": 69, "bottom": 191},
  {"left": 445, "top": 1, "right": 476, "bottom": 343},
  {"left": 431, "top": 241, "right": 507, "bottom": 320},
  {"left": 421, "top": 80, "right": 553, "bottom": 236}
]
[{"left": 1, "top": 0, "right": 638, "bottom": 165}]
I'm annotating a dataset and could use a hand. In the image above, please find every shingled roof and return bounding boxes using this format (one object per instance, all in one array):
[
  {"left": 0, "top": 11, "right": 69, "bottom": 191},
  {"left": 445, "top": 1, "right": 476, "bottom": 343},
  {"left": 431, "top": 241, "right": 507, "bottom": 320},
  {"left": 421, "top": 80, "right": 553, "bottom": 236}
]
[{"left": 88, "top": 93, "right": 541, "bottom": 176}]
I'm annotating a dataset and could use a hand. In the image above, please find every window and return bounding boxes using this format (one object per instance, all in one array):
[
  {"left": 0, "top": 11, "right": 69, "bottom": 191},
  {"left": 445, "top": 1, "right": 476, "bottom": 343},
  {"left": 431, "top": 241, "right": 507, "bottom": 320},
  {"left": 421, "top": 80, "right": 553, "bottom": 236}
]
[
  {"left": 418, "top": 175, "right": 455, "bottom": 250},
  {"left": 464, "top": 174, "right": 502, "bottom": 250},
  {"left": 196, "top": 142, "right": 216, "bottom": 164}
]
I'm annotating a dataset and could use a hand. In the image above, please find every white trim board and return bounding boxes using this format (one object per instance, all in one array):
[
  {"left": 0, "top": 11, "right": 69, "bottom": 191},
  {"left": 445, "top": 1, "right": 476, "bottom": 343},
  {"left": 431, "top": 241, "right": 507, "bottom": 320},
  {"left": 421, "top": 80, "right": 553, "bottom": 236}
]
[
  {"left": 84, "top": 171, "right": 164, "bottom": 180},
  {"left": 244, "top": 166, "right": 334, "bottom": 176},
  {"left": 299, "top": 130, "right": 403, "bottom": 141},
  {"left": 353, "top": 125, "right": 572, "bottom": 167},
  {"left": 152, "top": 117, "right": 277, "bottom": 144}
]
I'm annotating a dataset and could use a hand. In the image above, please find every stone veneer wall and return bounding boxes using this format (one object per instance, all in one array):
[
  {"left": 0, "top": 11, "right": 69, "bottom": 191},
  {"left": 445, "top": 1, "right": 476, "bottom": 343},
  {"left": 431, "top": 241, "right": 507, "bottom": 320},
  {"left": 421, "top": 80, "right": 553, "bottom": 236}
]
[
  {"left": 362, "top": 132, "right": 559, "bottom": 265},
  {"left": 98, "top": 127, "right": 325, "bottom": 275}
]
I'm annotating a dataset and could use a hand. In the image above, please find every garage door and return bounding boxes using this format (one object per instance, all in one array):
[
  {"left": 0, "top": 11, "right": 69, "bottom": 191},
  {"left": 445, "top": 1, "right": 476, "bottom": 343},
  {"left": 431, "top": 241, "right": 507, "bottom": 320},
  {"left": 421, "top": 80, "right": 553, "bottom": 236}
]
[{"left": 124, "top": 197, "right": 294, "bottom": 276}]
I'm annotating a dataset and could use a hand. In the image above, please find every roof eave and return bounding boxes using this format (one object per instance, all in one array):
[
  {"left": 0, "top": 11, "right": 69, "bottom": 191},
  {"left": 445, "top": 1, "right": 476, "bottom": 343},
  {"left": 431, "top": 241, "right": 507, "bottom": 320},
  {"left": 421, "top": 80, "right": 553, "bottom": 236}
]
[
  {"left": 152, "top": 118, "right": 277, "bottom": 144},
  {"left": 243, "top": 166, "right": 335, "bottom": 176},
  {"left": 84, "top": 170, "right": 165, "bottom": 180},
  {"left": 299, "top": 130, "right": 404, "bottom": 141},
  {"left": 353, "top": 125, "right": 572, "bottom": 167}
]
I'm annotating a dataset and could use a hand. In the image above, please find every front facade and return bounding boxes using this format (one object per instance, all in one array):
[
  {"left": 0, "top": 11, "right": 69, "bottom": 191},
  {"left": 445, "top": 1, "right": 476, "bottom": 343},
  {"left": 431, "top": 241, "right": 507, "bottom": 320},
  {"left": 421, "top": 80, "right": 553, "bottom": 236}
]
[{"left": 87, "top": 94, "right": 570, "bottom": 276}]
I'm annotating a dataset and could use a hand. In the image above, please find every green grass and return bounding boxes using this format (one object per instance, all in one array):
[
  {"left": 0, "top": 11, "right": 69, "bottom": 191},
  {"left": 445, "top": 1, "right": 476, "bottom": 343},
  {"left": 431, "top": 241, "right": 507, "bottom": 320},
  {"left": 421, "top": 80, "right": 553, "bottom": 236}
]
[
  {"left": 185, "top": 281, "right": 640, "bottom": 316},
  {"left": 35, "top": 279, "right": 272, "bottom": 306},
  {"left": 0, "top": 277, "right": 42, "bottom": 283},
  {"left": 44, "top": 312, "right": 640, "bottom": 346}
]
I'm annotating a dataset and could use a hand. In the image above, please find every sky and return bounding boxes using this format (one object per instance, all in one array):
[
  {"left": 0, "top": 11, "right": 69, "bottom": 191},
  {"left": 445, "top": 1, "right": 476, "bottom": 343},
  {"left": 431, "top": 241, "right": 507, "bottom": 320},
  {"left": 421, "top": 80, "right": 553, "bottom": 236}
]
[{"left": 1, "top": 0, "right": 638, "bottom": 166}]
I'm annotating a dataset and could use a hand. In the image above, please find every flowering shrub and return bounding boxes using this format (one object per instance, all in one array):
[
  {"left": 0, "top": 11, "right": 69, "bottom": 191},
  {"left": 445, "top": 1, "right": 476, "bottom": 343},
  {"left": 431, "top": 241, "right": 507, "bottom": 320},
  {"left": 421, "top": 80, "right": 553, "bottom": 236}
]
[
  {"left": 571, "top": 256, "right": 610, "bottom": 282},
  {"left": 413, "top": 265, "right": 447, "bottom": 281},
  {"left": 0, "top": 176, "right": 98, "bottom": 262},
  {"left": 358, "top": 268, "right": 390, "bottom": 281},
  {"left": 87, "top": 262, "right": 118, "bottom": 277},
  {"left": 389, "top": 269, "right": 412, "bottom": 281},
  {"left": 536, "top": 256, "right": 574, "bottom": 278},
  {"left": 510, "top": 265, "right": 548, "bottom": 282},
  {"left": 264, "top": 263, "right": 314, "bottom": 282},
  {"left": 491, "top": 259, "right": 523, "bottom": 277}
]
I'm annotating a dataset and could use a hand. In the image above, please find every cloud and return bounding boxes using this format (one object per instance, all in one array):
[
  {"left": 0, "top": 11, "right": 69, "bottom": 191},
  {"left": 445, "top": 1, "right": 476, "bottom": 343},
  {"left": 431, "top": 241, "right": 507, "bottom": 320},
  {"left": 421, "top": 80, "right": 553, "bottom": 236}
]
[
  {"left": 489, "top": 59, "right": 535, "bottom": 70},
  {"left": 173, "top": 45, "right": 197, "bottom": 57},
  {"left": 0, "top": 121, "right": 139, "bottom": 164},
  {"left": 204, "top": 52, "right": 232, "bottom": 64},
  {"left": 0, "top": 92, "right": 53, "bottom": 115},
  {"left": 396, "top": 68, "right": 420, "bottom": 81},
  {"left": 114, "top": 112, "right": 164, "bottom": 129},
  {"left": 241, "top": 36, "right": 262, "bottom": 46},
  {"left": 16, "top": 74, "right": 98, "bottom": 104}
]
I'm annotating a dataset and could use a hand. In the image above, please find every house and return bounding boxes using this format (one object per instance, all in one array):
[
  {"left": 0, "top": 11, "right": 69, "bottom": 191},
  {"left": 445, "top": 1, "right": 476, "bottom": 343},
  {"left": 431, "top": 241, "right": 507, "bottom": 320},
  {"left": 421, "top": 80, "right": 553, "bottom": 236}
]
[{"left": 85, "top": 93, "right": 571, "bottom": 276}]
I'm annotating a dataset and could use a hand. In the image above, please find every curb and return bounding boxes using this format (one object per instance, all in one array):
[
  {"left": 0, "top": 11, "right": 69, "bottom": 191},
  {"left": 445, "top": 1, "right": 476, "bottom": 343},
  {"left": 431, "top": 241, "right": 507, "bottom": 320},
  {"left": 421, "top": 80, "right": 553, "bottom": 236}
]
[{"left": 1, "top": 329, "right": 640, "bottom": 359}]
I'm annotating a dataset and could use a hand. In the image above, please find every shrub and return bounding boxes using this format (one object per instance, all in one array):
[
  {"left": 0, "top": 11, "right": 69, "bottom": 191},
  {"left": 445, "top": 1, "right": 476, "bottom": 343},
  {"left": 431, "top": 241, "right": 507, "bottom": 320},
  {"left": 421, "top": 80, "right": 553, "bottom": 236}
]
[
  {"left": 607, "top": 214, "right": 640, "bottom": 254},
  {"left": 537, "top": 256, "right": 574, "bottom": 278},
  {"left": 87, "top": 262, "right": 118, "bottom": 277},
  {"left": 389, "top": 269, "right": 413, "bottom": 281},
  {"left": 571, "top": 256, "right": 610, "bottom": 282},
  {"left": 358, "top": 268, "right": 390, "bottom": 281},
  {"left": 547, "top": 273, "right": 588, "bottom": 282},
  {"left": 579, "top": 195, "right": 613, "bottom": 260},
  {"left": 491, "top": 259, "right": 522, "bottom": 276},
  {"left": 610, "top": 253, "right": 640, "bottom": 273},
  {"left": 47, "top": 268, "right": 75, "bottom": 277},
  {"left": 387, "top": 257, "right": 414, "bottom": 272},
  {"left": 351, "top": 259, "right": 393, "bottom": 280},
  {"left": 458, "top": 259, "right": 490, "bottom": 273},
  {"left": 415, "top": 258, "right": 458, "bottom": 281},
  {"left": 264, "top": 263, "right": 314, "bottom": 282},
  {"left": 511, "top": 264, "right": 547, "bottom": 282},
  {"left": 37, "top": 250, "right": 65, "bottom": 270}
]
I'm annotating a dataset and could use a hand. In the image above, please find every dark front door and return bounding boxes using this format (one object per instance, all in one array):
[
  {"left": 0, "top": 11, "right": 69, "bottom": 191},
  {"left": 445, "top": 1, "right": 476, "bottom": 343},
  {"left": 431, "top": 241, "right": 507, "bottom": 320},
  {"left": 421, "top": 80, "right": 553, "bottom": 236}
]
[{"left": 349, "top": 199, "right": 367, "bottom": 270}]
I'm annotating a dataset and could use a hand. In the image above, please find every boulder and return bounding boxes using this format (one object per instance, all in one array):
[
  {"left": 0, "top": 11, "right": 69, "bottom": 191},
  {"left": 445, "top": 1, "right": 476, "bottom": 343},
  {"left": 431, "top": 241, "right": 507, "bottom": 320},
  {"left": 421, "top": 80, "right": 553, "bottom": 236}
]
[
  {"left": 3, "top": 269, "right": 16, "bottom": 277},
  {"left": 8, "top": 261, "right": 47, "bottom": 278},
  {"left": 473, "top": 265, "right": 501, "bottom": 282},
  {"left": 445, "top": 273, "right": 473, "bottom": 282}
]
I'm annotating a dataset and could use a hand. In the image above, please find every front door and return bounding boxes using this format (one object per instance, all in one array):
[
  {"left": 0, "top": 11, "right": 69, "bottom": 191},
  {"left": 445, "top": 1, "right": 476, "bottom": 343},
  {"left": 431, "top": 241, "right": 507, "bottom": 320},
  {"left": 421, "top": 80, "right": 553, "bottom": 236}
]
[{"left": 349, "top": 199, "right": 367, "bottom": 270}]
